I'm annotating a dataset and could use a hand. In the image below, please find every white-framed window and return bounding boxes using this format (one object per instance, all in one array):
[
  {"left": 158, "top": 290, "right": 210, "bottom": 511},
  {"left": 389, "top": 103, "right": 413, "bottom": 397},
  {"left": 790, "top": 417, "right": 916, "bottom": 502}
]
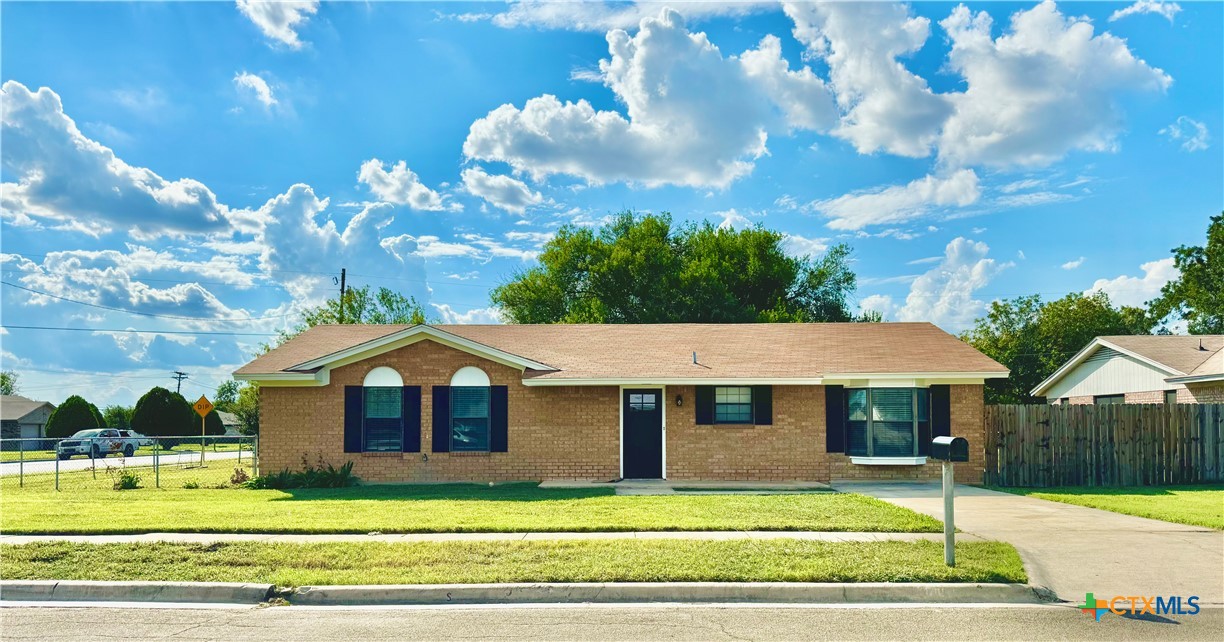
[
  {"left": 845, "top": 388, "right": 929, "bottom": 458},
  {"left": 450, "top": 367, "right": 490, "bottom": 452},
  {"left": 362, "top": 366, "right": 403, "bottom": 452},
  {"left": 714, "top": 386, "right": 753, "bottom": 423}
]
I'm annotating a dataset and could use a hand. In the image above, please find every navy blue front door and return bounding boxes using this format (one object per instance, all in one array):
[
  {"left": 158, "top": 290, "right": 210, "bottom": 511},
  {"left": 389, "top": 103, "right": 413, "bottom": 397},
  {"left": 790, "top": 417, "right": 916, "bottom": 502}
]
[{"left": 623, "top": 389, "right": 663, "bottom": 479}]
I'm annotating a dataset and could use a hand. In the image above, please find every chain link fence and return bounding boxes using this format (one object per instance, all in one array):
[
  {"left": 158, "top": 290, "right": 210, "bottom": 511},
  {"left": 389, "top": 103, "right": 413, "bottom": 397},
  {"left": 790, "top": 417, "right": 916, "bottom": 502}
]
[{"left": 0, "top": 434, "right": 257, "bottom": 491}]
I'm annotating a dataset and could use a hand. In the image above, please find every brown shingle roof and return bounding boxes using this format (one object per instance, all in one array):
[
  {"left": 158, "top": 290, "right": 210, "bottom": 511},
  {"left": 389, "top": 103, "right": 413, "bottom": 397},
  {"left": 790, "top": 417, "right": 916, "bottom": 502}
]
[
  {"left": 1101, "top": 335, "right": 1224, "bottom": 375},
  {"left": 236, "top": 323, "right": 1007, "bottom": 380},
  {"left": 1, "top": 395, "right": 55, "bottom": 421}
]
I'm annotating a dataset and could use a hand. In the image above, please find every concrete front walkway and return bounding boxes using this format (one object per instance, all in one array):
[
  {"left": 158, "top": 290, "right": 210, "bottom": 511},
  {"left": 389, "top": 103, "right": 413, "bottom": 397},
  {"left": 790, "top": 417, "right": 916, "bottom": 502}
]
[
  {"left": 0, "top": 530, "right": 983, "bottom": 545},
  {"left": 834, "top": 481, "right": 1224, "bottom": 605}
]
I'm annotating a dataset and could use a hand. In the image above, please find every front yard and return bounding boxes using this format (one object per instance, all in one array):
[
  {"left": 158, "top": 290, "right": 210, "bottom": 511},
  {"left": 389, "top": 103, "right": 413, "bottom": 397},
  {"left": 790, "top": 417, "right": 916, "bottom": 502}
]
[
  {"left": 0, "top": 540, "right": 1026, "bottom": 586},
  {"left": 0, "top": 482, "right": 943, "bottom": 534},
  {"left": 991, "top": 484, "right": 1224, "bottom": 530}
]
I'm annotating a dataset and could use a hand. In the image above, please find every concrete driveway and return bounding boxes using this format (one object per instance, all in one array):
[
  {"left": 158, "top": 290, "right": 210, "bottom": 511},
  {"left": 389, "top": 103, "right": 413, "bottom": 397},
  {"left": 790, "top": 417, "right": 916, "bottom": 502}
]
[{"left": 833, "top": 481, "right": 1224, "bottom": 605}]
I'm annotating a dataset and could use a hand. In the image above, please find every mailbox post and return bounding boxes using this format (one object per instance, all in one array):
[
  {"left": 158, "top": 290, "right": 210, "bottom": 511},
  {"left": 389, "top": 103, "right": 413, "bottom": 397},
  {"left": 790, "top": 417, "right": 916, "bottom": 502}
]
[{"left": 930, "top": 436, "right": 969, "bottom": 567}]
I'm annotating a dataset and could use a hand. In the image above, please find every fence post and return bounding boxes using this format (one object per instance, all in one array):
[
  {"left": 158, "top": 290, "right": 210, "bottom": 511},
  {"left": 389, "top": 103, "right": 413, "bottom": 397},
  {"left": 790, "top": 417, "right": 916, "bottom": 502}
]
[
  {"left": 154, "top": 439, "right": 160, "bottom": 489},
  {"left": 55, "top": 445, "right": 60, "bottom": 492},
  {"left": 19, "top": 439, "right": 24, "bottom": 488},
  {"left": 253, "top": 435, "right": 259, "bottom": 477},
  {"left": 90, "top": 438, "right": 96, "bottom": 480}
]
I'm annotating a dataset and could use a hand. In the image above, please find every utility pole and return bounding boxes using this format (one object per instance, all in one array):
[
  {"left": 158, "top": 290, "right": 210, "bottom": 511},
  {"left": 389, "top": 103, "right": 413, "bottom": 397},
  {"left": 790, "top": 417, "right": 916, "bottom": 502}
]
[
  {"left": 171, "top": 371, "right": 188, "bottom": 395},
  {"left": 339, "top": 267, "right": 347, "bottom": 324}
]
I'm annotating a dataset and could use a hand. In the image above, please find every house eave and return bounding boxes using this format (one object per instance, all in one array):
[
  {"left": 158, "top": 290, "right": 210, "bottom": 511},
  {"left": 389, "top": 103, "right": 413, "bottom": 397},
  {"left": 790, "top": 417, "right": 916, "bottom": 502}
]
[{"left": 1030, "top": 338, "right": 1183, "bottom": 397}]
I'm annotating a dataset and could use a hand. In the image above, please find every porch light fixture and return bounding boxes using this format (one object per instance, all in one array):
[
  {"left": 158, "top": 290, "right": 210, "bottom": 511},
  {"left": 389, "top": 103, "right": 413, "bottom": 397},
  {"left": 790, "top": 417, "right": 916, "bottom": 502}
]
[{"left": 675, "top": 394, "right": 684, "bottom": 407}]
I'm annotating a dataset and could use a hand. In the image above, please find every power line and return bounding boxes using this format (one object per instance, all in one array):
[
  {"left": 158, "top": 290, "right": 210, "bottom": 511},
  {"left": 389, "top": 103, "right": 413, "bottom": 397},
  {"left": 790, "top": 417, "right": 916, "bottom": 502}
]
[
  {"left": 1, "top": 322, "right": 279, "bottom": 337},
  {"left": 0, "top": 281, "right": 296, "bottom": 322}
]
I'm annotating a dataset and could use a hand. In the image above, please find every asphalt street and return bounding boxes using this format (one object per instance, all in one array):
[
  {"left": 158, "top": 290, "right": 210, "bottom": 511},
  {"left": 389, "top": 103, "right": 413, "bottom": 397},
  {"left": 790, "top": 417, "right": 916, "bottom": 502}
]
[
  {"left": 2, "top": 603, "right": 1221, "bottom": 641},
  {"left": 0, "top": 450, "right": 243, "bottom": 477}
]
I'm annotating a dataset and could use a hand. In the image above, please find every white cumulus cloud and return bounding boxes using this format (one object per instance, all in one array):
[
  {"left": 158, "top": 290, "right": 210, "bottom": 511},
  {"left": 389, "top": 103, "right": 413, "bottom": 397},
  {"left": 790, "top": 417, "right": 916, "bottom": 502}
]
[
  {"left": 811, "top": 170, "right": 980, "bottom": 231},
  {"left": 1085, "top": 258, "right": 1179, "bottom": 307},
  {"left": 1061, "top": 257, "right": 1085, "bottom": 270},
  {"left": 895, "top": 237, "right": 1013, "bottom": 331},
  {"left": 460, "top": 167, "right": 544, "bottom": 214},
  {"left": 236, "top": 0, "right": 318, "bottom": 49},
  {"left": 463, "top": 8, "right": 835, "bottom": 189},
  {"left": 358, "top": 159, "right": 459, "bottom": 212}
]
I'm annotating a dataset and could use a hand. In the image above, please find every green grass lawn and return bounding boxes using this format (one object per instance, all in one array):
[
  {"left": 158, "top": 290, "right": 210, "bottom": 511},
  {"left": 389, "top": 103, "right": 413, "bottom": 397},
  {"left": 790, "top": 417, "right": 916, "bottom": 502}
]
[
  {"left": 991, "top": 485, "right": 1224, "bottom": 530},
  {"left": 0, "top": 540, "right": 1025, "bottom": 586},
  {"left": 0, "top": 482, "right": 943, "bottom": 535}
]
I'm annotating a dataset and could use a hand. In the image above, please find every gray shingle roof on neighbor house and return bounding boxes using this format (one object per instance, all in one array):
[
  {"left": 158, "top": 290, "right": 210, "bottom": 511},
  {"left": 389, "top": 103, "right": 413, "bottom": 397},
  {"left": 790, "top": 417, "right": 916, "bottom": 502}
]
[
  {"left": 1097, "top": 335, "right": 1224, "bottom": 375},
  {"left": 0, "top": 395, "right": 55, "bottom": 422},
  {"left": 236, "top": 323, "right": 1008, "bottom": 381}
]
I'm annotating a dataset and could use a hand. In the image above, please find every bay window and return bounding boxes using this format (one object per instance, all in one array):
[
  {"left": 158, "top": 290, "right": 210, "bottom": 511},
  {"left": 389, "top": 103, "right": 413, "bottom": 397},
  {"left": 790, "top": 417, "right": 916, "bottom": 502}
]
[{"left": 845, "top": 388, "right": 930, "bottom": 458}]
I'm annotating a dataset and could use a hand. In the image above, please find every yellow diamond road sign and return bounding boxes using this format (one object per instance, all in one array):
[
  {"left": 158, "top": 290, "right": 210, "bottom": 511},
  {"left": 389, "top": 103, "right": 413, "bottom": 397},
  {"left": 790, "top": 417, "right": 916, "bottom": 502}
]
[{"left": 193, "top": 395, "right": 214, "bottom": 418}]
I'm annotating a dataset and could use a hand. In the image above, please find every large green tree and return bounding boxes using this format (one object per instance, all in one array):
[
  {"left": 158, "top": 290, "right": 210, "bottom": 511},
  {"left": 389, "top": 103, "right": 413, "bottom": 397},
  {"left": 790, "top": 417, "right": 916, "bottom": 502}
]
[
  {"left": 213, "top": 380, "right": 240, "bottom": 411},
  {"left": 491, "top": 212, "right": 864, "bottom": 323},
  {"left": 130, "top": 387, "right": 198, "bottom": 439},
  {"left": 44, "top": 395, "right": 104, "bottom": 438},
  {"left": 232, "top": 383, "right": 260, "bottom": 435},
  {"left": 0, "top": 370, "right": 18, "bottom": 396},
  {"left": 962, "top": 292, "right": 1153, "bottom": 404},
  {"left": 102, "top": 405, "right": 134, "bottom": 430},
  {"left": 263, "top": 285, "right": 433, "bottom": 353},
  {"left": 1148, "top": 213, "right": 1223, "bottom": 334}
]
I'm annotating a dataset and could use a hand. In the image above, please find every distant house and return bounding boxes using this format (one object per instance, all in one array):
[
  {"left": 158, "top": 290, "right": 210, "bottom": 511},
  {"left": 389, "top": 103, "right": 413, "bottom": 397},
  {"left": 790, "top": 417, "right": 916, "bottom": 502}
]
[
  {"left": 1032, "top": 335, "right": 1224, "bottom": 405},
  {"left": 217, "top": 410, "right": 242, "bottom": 436},
  {"left": 1, "top": 394, "right": 56, "bottom": 439}
]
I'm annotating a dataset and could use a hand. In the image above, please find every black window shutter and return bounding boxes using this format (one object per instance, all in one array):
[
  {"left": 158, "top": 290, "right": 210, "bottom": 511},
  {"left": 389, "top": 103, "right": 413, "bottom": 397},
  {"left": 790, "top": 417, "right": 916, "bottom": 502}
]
[
  {"left": 695, "top": 386, "right": 714, "bottom": 425},
  {"left": 930, "top": 385, "right": 951, "bottom": 439},
  {"left": 432, "top": 385, "right": 451, "bottom": 453},
  {"left": 490, "top": 385, "right": 509, "bottom": 452},
  {"left": 752, "top": 385, "right": 772, "bottom": 425},
  {"left": 402, "top": 386, "right": 422, "bottom": 453},
  {"left": 824, "top": 385, "right": 844, "bottom": 453},
  {"left": 343, "top": 386, "right": 363, "bottom": 453}
]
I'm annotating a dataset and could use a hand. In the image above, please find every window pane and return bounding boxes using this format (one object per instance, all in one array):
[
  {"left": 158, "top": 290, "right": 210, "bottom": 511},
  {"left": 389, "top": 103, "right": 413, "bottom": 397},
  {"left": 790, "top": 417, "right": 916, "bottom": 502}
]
[
  {"left": 715, "top": 404, "right": 752, "bottom": 423},
  {"left": 364, "top": 420, "right": 401, "bottom": 452},
  {"left": 847, "top": 421, "right": 868, "bottom": 456},
  {"left": 716, "top": 387, "right": 751, "bottom": 403},
  {"left": 452, "top": 418, "right": 489, "bottom": 451},
  {"left": 846, "top": 389, "right": 867, "bottom": 422},
  {"left": 871, "top": 389, "right": 913, "bottom": 422},
  {"left": 916, "top": 389, "right": 929, "bottom": 422},
  {"left": 872, "top": 421, "right": 915, "bottom": 457},
  {"left": 364, "top": 387, "right": 402, "bottom": 419},
  {"left": 452, "top": 387, "right": 490, "bottom": 418}
]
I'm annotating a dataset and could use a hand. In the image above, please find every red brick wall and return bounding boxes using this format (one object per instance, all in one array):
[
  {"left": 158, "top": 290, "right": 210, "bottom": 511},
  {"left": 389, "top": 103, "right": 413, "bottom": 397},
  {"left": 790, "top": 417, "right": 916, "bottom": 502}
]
[
  {"left": 665, "top": 385, "right": 829, "bottom": 481},
  {"left": 260, "top": 340, "right": 620, "bottom": 482},
  {"left": 258, "top": 339, "right": 988, "bottom": 483},
  {"left": 827, "top": 385, "right": 985, "bottom": 483}
]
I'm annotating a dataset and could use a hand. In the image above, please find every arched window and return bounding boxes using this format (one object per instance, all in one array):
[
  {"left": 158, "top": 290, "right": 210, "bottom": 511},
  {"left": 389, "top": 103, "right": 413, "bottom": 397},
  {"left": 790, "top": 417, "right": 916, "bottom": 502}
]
[
  {"left": 450, "top": 367, "right": 490, "bottom": 451},
  {"left": 363, "top": 367, "right": 403, "bottom": 452}
]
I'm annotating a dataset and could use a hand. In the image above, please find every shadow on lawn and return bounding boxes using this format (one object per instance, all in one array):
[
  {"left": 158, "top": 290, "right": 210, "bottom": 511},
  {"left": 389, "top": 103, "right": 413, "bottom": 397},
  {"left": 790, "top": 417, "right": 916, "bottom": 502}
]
[{"left": 269, "top": 482, "right": 615, "bottom": 502}]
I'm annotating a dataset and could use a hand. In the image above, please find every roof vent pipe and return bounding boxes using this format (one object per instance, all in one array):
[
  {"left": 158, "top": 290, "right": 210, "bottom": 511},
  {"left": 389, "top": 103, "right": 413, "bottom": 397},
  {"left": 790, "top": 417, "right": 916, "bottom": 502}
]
[{"left": 693, "top": 351, "right": 698, "bottom": 365}]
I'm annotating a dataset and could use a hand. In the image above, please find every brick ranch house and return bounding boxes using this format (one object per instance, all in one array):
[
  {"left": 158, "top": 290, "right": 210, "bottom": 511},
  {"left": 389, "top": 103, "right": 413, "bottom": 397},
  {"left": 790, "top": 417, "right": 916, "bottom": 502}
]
[{"left": 235, "top": 323, "right": 1008, "bottom": 484}]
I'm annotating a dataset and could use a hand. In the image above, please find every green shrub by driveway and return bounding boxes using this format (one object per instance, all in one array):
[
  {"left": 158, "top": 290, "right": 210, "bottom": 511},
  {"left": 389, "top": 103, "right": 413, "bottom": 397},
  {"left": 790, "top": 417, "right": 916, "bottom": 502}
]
[
  {"left": 0, "top": 483, "right": 943, "bottom": 535},
  {"left": 0, "top": 540, "right": 1026, "bottom": 586},
  {"left": 990, "top": 485, "right": 1224, "bottom": 530}
]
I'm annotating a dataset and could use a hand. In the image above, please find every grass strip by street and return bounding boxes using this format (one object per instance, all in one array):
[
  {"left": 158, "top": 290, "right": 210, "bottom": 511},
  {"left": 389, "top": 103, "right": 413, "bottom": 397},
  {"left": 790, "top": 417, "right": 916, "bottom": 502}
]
[
  {"left": 988, "top": 484, "right": 1224, "bottom": 530},
  {"left": 0, "top": 482, "right": 943, "bottom": 534},
  {"left": 0, "top": 540, "right": 1025, "bottom": 586}
]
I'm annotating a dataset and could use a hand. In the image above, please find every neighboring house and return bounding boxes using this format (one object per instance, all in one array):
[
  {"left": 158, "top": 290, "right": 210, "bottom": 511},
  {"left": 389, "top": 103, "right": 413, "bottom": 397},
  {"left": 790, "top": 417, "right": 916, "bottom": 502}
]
[
  {"left": 236, "top": 323, "right": 1008, "bottom": 483},
  {"left": 216, "top": 411, "right": 242, "bottom": 436},
  {"left": 1031, "top": 335, "right": 1224, "bottom": 405},
  {"left": 0, "top": 394, "right": 56, "bottom": 439}
]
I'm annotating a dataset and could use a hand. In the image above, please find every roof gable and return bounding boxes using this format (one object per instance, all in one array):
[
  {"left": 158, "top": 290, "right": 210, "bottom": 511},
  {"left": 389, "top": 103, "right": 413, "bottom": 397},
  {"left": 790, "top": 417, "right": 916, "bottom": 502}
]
[{"left": 1031, "top": 335, "right": 1224, "bottom": 396}]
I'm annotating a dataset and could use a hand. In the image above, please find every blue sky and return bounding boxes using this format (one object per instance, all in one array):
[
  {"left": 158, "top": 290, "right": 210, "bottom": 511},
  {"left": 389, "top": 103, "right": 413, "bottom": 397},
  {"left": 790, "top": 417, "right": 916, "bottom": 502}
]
[{"left": 1, "top": 1, "right": 1221, "bottom": 406}]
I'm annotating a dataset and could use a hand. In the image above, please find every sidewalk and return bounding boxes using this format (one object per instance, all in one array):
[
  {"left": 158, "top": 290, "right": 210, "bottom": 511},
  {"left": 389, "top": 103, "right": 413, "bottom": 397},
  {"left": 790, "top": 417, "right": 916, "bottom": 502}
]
[
  {"left": 0, "top": 530, "right": 984, "bottom": 545},
  {"left": 834, "top": 481, "right": 1224, "bottom": 605}
]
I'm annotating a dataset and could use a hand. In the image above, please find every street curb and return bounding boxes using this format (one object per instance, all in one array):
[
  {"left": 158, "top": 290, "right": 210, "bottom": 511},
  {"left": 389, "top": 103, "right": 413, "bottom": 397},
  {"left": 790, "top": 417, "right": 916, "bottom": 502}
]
[
  {"left": 289, "top": 582, "right": 1048, "bottom": 606},
  {"left": 0, "top": 580, "right": 274, "bottom": 604}
]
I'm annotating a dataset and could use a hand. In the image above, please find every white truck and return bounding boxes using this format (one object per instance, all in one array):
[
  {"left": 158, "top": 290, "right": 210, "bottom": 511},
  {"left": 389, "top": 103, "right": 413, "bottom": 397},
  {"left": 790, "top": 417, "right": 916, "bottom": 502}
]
[{"left": 56, "top": 428, "right": 143, "bottom": 459}]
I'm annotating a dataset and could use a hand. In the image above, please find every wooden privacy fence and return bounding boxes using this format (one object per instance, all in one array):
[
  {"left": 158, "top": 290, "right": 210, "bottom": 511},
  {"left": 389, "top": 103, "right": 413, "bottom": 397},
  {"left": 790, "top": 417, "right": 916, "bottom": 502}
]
[{"left": 984, "top": 404, "right": 1224, "bottom": 487}]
